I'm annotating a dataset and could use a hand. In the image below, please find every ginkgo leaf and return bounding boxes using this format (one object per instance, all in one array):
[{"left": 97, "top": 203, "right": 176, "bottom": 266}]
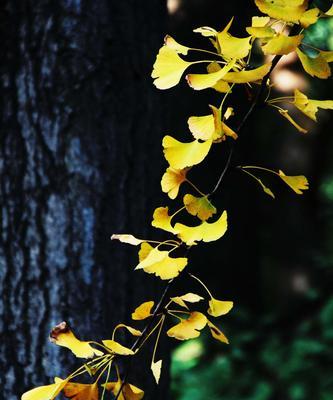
[
  {"left": 104, "top": 380, "right": 144, "bottom": 400},
  {"left": 162, "top": 135, "right": 212, "bottom": 169},
  {"left": 325, "top": 5, "right": 333, "bottom": 16},
  {"left": 151, "top": 207, "right": 178, "bottom": 234},
  {"left": 208, "top": 298, "right": 234, "bottom": 317},
  {"left": 193, "top": 26, "right": 218, "bottom": 37},
  {"left": 171, "top": 293, "right": 204, "bottom": 309},
  {"left": 300, "top": 7, "right": 320, "bottom": 28},
  {"left": 293, "top": 89, "right": 333, "bottom": 122},
  {"left": 296, "top": 48, "right": 331, "bottom": 79},
  {"left": 175, "top": 211, "right": 228, "bottom": 245},
  {"left": 207, "top": 320, "right": 229, "bottom": 344},
  {"left": 113, "top": 324, "right": 142, "bottom": 337},
  {"left": 321, "top": 50, "right": 333, "bottom": 63},
  {"left": 246, "top": 26, "right": 275, "bottom": 39},
  {"left": 63, "top": 382, "right": 98, "bottom": 400},
  {"left": 278, "top": 109, "right": 308, "bottom": 134},
  {"left": 262, "top": 34, "right": 303, "bottom": 55},
  {"left": 278, "top": 170, "right": 309, "bottom": 194},
  {"left": 22, "top": 378, "right": 67, "bottom": 400},
  {"left": 152, "top": 46, "right": 192, "bottom": 89},
  {"left": 186, "top": 60, "right": 236, "bottom": 90},
  {"left": 188, "top": 105, "right": 223, "bottom": 141},
  {"left": 254, "top": 0, "right": 308, "bottom": 23},
  {"left": 207, "top": 62, "right": 231, "bottom": 93},
  {"left": 132, "top": 300, "right": 155, "bottom": 320},
  {"left": 164, "top": 35, "right": 190, "bottom": 55},
  {"left": 111, "top": 234, "right": 143, "bottom": 246},
  {"left": 136, "top": 244, "right": 188, "bottom": 280},
  {"left": 167, "top": 311, "right": 207, "bottom": 340},
  {"left": 161, "top": 167, "right": 187, "bottom": 199},
  {"left": 222, "top": 63, "right": 271, "bottom": 83},
  {"left": 251, "top": 16, "right": 271, "bottom": 27},
  {"left": 217, "top": 24, "right": 252, "bottom": 59},
  {"left": 102, "top": 340, "right": 135, "bottom": 356},
  {"left": 49, "top": 322, "right": 103, "bottom": 359},
  {"left": 183, "top": 194, "right": 217, "bottom": 221},
  {"left": 151, "top": 360, "right": 163, "bottom": 384}
]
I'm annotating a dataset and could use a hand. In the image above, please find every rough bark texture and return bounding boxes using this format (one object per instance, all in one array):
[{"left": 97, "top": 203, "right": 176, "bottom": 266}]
[{"left": 0, "top": 1, "right": 168, "bottom": 398}]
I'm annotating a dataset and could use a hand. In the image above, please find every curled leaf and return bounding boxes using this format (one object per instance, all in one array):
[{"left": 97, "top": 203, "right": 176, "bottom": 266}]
[
  {"left": 111, "top": 234, "right": 143, "bottom": 246},
  {"left": 193, "top": 26, "right": 218, "bottom": 37},
  {"left": 222, "top": 63, "right": 271, "bottom": 83},
  {"left": 113, "top": 324, "right": 142, "bottom": 337},
  {"left": 294, "top": 89, "right": 333, "bottom": 122},
  {"left": 278, "top": 170, "right": 309, "bottom": 194},
  {"left": 49, "top": 322, "right": 103, "bottom": 359},
  {"left": 171, "top": 293, "right": 204, "bottom": 309},
  {"left": 102, "top": 340, "right": 135, "bottom": 356},
  {"left": 207, "top": 320, "right": 229, "bottom": 344},
  {"left": 161, "top": 167, "right": 187, "bottom": 199},
  {"left": 167, "top": 311, "right": 207, "bottom": 340},
  {"left": 132, "top": 301, "right": 155, "bottom": 320}
]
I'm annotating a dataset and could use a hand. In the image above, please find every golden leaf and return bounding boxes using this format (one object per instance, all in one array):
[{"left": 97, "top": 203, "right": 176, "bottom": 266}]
[
  {"left": 22, "top": 378, "right": 68, "bottom": 400},
  {"left": 251, "top": 16, "right": 271, "bottom": 27},
  {"left": 132, "top": 300, "right": 155, "bottom": 320},
  {"left": 49, "top": 322, "right": 103, "bottom": 359},
  {"left": 63, "top": 383, "right": 98, "bottom": 400},
  {"left": 175, "top": 211, "right": 228, "bottom": 245},
  {"left": 262, "top": 34, "right": 303, "bottom": 55},
  {"left": 151, "top": 206, "right": 178, "bottom": 234},
  {"left": 293, "top": 89, "right": 333, "bottom": 122},
  {"left": 113, "top": 324, "right": 142, "bottom": 337},
  {"left": 246, "top": 26, "right": 275, "bottom": 39},
  {"left": 151, "top": 360, "right": 163, "bottom": 384},
  {"left": 208, "top": 298, "right": 233, "bottom": 317},
  {"left": 161, "top": 167, "right": 187, "bottom": 199},
  {"left": 222, "top": 63, "right": 271, "bottom": 83},
  {"left": 254, "top": 0, "right": 308, "bottom": 23},
  {"left": 300, "top": 8, "right": 320, "bottom": 28},
  {"left": 102, "top": 340, "right": 135, "bottom": 356},
  {"left": 111, "top": 234, "right": 143, "bottom": 246},
  {"left": 296, "top": 48, "right": 331, "bottom": 79},
  {"left": 162, "top": 135, "right": 212, "bottom": 169},
  {"left": 171, "top": 293, "right": 204, "bottom": 309},
  {"left": 207, "top": 320, "right": 229, "bottom": 344},
  {"left": 164, "top": 35, "right": 190, "bottom": 55},
  {"left": 193, "top": 26, "right": 218, "bottom": 37},
  {"left": 167, "top": 312, "right": 207, "bottom": 340},
  {"left": 207, "top": 63, "right": 231, "bottom": 93},
  {"left": 278, "top": 170, "right": 309, "bottom": 194},
  {"left": 183, "top": 194, "right": 217, "bottom": 221},
  {"left": 104, "top": 380, "right": 144, "bottom": 400},
  {"left": 217, "top": 19, "right": 252, "bottom": 59},
  {"left": 151, "top": 46, "right": 192, "bottom": 89}
]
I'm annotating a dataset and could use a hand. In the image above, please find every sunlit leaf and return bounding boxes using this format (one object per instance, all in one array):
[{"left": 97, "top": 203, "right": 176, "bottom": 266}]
[
  {"left": 296, "top": 48, "right": 331, "bottom": 79},
  {"left": 111, "top": 234, "right": 143, "bottom": 246},
  {"left": 102, "top": 340, "right": 135, "bottom": 356},
  {"left": 171, "top": 293, "right": 204, "bottom": 309},
  {"left": 136, "top": 243, "right": 188, "bottom": 280},
  {"left": 262, "top": 34, "right": 303, "bottom": 55},
  {"left": 208, "top": 298, "right": 233, "bottom": 317},
  {"left": 104, "top": 380, "right": 144, "bottom": 400},
  {"left": 167, "top": 312, "right": 207, "bottom": 340},
  {"left": 193, "top": 26, "right": 218, "bottom": 37},
  {"left": 325, "top": 5, "right": 333, "bottom": 15},
  {"left": 151, "top": 360, "right": 163, "bottom": 384},
  {"left": 183, "top": 194, "right": 217, "bottom": 221},
  {"left": 161, "top": 167, "right": 187, "bottom": 199},
  {"left": 151, "top": 46, "right": 192, "bottom": 89},
  {"left": 151, "top": 207, "right": 178, "bottom": 234},
  {"left": 162, "top": 135, "right": 212, "bottom": 169},
  {"left": 300, "top": 7, "right": 320, "bottom": 27},
  {"left": 254, "top": 0, "right": 308, "bottom": 23},
  {"left": 22, "top": 378, "right": 67, "bottom": 400},
  {"left": 49, "top": 322, "right": 103, "bottom": 359},
  {"left": 217, "top": 19, "right": 252, "bottom": 59},
  {"left": 186, "top": 60, "right": 236, "bottom": 90},
  {"left": 113, "top": 324, "right": 142, "bottom": 337},
  {"left": 278, "top": 170, "right": 309, "bottom": 194},
  {"left": 278, "top": 109, "right": 308, "bottom": 133},
  {"left": 132, "top": 300, "right": 155, "bottom": 321},
  {"left": 175, "top": 211, "right": 228, "bottom": 245},
  {"left": 222, "top": 63, "right": 271, "bottom": 83},
  {"left": 207, "top": 62, "right": 231, "bottom": 93},
  {"left": 164, "top": 35, "right": 190, "bottom": 55},
  {"left": 207, "top": 320, "right": 229, "bottom": 344},
  {"left": 63, "top": 383, "right": 98, "bottom": 400},
  {"left": 246, "top": 26, "right": 275, "bottom": 39},
  {"left": 251, "top": 16, "right": 271, "bottom": 27},
  {"left": 294, "top": 89, "right": 333, "bottom": 121},
  {"left": 321, "top": 50, "right": 333, "bottom": 63}
]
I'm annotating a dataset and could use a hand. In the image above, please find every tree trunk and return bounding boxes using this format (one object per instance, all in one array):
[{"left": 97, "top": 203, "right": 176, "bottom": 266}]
[{"left": 0, "top": 1, "right": 168, "bottom": 398}]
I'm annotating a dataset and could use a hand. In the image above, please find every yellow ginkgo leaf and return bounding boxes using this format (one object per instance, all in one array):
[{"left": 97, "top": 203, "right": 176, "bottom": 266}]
[
  {"left": 102, "top": 340, "right": 135, "bottom": 356},
  {"left": 321, "top": 50, "right": 333, "bottom": 63},
  {"left": 251, "top": 16, "right": 271, "bottom": 27},
  {"left": 278, "top": 170, "right": 309, "bottom": 194},
  {"left": 136, "top": 244, "right": 188, "bottom": 280},
  {"left": 293, "top": 89, "right": 333, "bottom": 122},
  {"left": 207, "top": 320, "right": 229, "bottom": 344},
  {"left": 222, "top": 62, "right": 271, "bottom": 83},
  {"left": 175, "top": 211, "right": 228, "bottom": 245},
  {"left": 151, "top": 207, "right": 178, "bottom": 234},
  {"left": 246, "top": 26, "right": 275, "bottom": 39},
  {"left": 171, "top": 293, "right": 204, "bottom": 309},
  {"left": 151, "top": 46, "right": 192, "bottom": 89},
  {"left": 300, "top": 7, "right": 320, "bottom": 28},
  {"left": 104, "top": 380, "right": 144, "bottom": 400},
  {"left": 162, "top": 135, "right": 212, "bottom": 169},
  {"left": 113, "top": 324, "right": 142, "bottom": 337},
  {"left": 296, "top": 48, "right": 331, "bottom": 79},
  {"left": 208, "top": 298, "right": 233, "bottom": 317},
  {"left": 132, "top": 300, "right": 155, "bottom": 320},
  {"left": 262, "top": 34, "right": 303, "bottom": 55},
  {"left": 186, "top": 60, "right": 236, "bottom": 90},
  {"left": 325, "top": 5, "right": 333, "bottom": 16},
  {"left": 111, "top": 234, "right": 143, "bottom": 246},
  {"left": 217, "top": 22, "right": 252, "bottom": 60},
  {"left": 151, "top": 360, "right": 163, "bottom": 384},
  {"left": 254, "top": 0, "right": 308, "bottom": 23},
  {"left": 193, "top": 26, "right": 218, "bottom": 37},
  {"left": 183, "top": 194, "right": 217, "bottom": 221},
  {"left": 49, "top": 322, "right": 103, "bottom": 359},
  {"left": 22, "top": 378, "right": 67, "bottom": 400},
  {"left": 161, "top": 167, "right": 187, "bottom": 199},
  {"left": 188, "top": 105, "right": 223, "bottom": 141},
  {"left": 167, "top": 311, "right": 207, "bottom": 340},
  {"left": 207, "top": 62, "right": 231, "bottom": 93},
  {"left": 278, "top": 109, "right": 308, "bottom": 134},
  {"left": 63, "top": 382, "right": 98, "bottom": 400},
  {"left": 164, "top": 35, "right": 190, "bottom": 55}
]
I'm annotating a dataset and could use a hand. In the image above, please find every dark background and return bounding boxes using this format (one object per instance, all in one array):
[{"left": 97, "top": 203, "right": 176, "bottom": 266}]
[{"left": 0, "top": 1, "right": 333, "bottom": 399}]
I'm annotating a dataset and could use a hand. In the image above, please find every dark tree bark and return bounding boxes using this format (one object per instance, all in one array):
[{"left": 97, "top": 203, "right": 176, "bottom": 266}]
[{"left": 0, "top": 1, "right": 168, "bottom": 398}]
